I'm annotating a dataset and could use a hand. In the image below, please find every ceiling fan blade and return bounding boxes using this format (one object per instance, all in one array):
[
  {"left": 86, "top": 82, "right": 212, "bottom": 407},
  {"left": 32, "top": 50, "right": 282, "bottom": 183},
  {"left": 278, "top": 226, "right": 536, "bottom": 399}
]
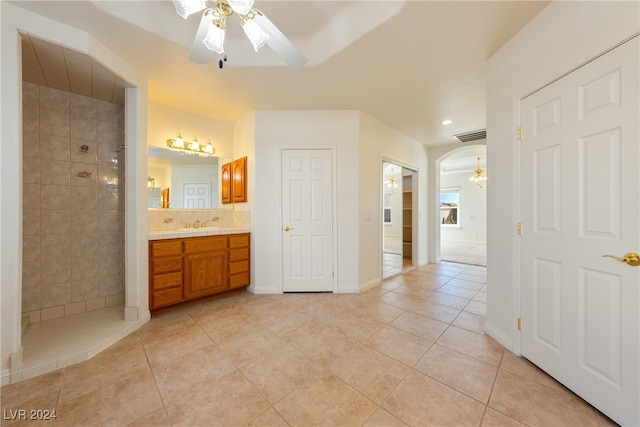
[
  {"left": 253, "top": 12, "right": 307, "bottom": 69},
  {"left": 189, "top": 10, "right": 215, "bottom": 64}
]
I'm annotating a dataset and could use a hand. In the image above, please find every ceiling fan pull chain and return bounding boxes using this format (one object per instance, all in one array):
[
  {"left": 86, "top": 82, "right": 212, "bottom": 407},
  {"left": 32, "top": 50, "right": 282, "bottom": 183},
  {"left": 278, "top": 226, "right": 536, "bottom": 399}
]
[{"left": 218, "top": 53, "right": 228, "bottom": 69}]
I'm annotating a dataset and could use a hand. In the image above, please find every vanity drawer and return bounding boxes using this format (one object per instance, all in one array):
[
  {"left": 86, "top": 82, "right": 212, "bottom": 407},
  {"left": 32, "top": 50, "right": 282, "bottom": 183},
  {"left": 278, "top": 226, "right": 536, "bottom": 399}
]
[
  {"left": 184, "top": 236, "right": 227, "bottom": 253},
  {"left": 152, "top": 272, "right": 182, "bottom": 290},
  {"left": 152, "top": 287, "right": 183, "bottom": 308},
  {"left": 230, "top": 272, "right": 250, "bottom": 289},
  {"left": 229, "top": 247, "right": 249, "bottom": 262},
  {"left": 150, "top": 240, "right": 182, "bottom": 257},
  {"left": 152, "top": 256, "right": 183, "bottom": 274},
  {"left": 230, "top": 260, "right": 249, "bottom": 275},
  {"left": 229, "top": 234, "right": 249, "bottom": 248}
]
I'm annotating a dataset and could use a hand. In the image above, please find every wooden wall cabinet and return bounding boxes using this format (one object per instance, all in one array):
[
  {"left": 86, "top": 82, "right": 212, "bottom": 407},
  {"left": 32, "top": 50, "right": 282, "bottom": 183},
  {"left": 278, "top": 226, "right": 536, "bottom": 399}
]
[
  {"left": 221, "top": 156, "right": 247, "bottom": 204},
  {"left": 221, "top": 162, "right": 232, "bottom": 204},
  {"left": 232, "top": 156, "right": 247, "bottom": 203},
  {"left": 149, "top": 233, "right": 250, "bottom": 311}
]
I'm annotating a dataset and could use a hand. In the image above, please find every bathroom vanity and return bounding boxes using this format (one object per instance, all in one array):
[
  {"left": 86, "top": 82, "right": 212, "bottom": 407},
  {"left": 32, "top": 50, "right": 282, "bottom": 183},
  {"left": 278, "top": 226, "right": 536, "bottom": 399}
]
[{"left": 148, "top": 231, "right": 250, "bottom": 310}]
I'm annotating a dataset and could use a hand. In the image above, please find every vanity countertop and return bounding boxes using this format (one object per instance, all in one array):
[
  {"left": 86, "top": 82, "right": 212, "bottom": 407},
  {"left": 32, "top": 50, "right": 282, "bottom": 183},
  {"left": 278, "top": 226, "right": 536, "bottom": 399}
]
[{"left": 149, "top": 227, "right": 251, "bottom": 240}]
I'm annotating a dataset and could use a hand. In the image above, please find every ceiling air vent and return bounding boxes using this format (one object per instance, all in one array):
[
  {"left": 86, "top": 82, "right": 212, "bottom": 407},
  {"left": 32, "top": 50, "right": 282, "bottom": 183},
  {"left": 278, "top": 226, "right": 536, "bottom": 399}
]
[{"left": 453, "top": 129, "right": 486, "bottom": 143}]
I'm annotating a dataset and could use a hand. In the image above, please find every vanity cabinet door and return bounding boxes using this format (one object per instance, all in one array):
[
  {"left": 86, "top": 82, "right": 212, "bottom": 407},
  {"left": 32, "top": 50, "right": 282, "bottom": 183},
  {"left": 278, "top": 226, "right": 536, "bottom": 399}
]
[
  {"left": 221, "top": 161, "right": 232, "bottom": 204},
  {"left": 184, "top": 249, "right": 228, "bottom": 299}
]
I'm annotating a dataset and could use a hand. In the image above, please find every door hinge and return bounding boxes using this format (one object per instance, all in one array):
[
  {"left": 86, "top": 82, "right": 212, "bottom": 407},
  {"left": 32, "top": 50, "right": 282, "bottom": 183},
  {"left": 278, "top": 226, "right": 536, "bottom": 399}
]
[
  {"left": 517, "top": 317, "right": 522, "bottom": 331},
  {"left": 332, "top": 271, "right": 335, "bottom": 279},
  {"left": 517, "top": 223, "right": 523, "bottom": 236},
  {"left": 517, "top": 127, "right": 522, "bottom": 140}
]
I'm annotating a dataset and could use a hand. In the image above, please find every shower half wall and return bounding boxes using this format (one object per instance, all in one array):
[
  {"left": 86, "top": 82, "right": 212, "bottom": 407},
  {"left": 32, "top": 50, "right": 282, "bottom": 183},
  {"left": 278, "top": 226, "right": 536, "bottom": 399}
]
[{"left": 22, "top": 82, "right": 125, "bottom": 323}]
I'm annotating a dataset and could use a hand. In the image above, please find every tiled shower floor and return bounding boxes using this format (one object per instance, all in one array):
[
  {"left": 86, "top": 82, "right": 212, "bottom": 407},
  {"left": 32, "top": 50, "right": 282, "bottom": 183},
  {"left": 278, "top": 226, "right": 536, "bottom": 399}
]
[{"left": 17, "top": 305, "right": 143, "bottom": 382}]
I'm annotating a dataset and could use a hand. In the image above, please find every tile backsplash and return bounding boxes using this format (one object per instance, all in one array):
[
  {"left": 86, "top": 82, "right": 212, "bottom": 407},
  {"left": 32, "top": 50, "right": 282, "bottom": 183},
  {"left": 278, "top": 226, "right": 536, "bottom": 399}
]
[{"left": 148, "top": 208, "right": 250, "bottom": 232}]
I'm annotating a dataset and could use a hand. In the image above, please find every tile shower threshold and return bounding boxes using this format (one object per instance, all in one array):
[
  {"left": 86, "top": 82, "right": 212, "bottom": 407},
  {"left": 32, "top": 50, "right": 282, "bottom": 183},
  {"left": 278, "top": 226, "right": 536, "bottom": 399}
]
[{"left": 16, "top": 305, "right": 146, "bottom": 383}]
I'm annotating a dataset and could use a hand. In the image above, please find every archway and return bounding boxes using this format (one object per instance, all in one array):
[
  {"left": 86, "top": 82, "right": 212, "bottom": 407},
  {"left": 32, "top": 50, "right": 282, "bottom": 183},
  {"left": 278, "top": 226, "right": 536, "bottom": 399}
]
[{"left": 427, "top": 142, "right": 487, "bottom": 266}]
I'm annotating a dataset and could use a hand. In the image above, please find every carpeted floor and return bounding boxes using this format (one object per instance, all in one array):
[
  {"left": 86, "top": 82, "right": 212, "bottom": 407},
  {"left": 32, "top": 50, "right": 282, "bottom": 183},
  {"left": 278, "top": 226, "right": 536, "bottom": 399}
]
[{"left": 441, "top": 240, "right": 486, "bottom": 266}]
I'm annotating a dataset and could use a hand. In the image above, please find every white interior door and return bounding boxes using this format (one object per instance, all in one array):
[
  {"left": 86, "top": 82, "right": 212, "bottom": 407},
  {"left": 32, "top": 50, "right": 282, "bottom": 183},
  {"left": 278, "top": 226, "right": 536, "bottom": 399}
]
[
  {"left": 521, "top": 37, "right": 639, "bottom": 426},
  {"left": 183, "top": 182, "right": 211, "bottom": 209},
  {"left": 282, "top": 149, "right": 334, "bottom": 292}
]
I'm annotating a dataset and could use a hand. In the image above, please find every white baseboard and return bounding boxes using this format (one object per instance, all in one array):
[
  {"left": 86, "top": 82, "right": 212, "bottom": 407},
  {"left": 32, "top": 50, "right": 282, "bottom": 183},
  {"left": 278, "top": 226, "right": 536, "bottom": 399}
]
[
  {"left": 484, "top": 320, "right": 513, "bottom": 352},
  {"left": 1, "top": 369, "right": 12, "bottom": 386},
  {"left": 359, "top": 277, "right": 382, "bottom": 292},
  {"left": 336, "top": 285, "right": 361, "bottom": 293},
  {"left": 250, "top": 286, "right": 283, "bottom": 295}
]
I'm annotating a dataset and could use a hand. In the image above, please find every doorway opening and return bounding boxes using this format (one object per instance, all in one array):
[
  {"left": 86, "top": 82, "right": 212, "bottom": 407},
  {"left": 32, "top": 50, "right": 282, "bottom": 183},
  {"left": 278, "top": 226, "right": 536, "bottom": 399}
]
[
  {"left": 438, "top": 146, "right": 487, "bottom": 266},
  {"left": 382, "top": 162, "right": 415, "bottom": 279}
]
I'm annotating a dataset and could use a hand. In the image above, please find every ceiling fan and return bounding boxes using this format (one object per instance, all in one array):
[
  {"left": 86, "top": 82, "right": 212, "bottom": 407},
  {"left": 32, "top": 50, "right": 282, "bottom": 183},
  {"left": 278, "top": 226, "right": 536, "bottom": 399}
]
[{"left": 172, "top": 0, "right": 307, "bottom": 69}]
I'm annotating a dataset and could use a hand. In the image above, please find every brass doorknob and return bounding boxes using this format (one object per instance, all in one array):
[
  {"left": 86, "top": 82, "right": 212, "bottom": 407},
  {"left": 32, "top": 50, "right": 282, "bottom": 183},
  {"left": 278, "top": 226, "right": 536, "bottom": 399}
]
[
  {"left": 602, "top": 252, "right": 640, "bottom": 266},
  {"left": 283, "top": 226, "right": 294, "bottom": 231}
]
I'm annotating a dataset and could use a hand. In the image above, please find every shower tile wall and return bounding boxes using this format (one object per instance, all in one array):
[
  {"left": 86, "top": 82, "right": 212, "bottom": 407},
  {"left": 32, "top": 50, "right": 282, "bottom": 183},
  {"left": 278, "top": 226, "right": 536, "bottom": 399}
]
[{"left": 22, "top": 82, "right": 125, "bottom": 323}]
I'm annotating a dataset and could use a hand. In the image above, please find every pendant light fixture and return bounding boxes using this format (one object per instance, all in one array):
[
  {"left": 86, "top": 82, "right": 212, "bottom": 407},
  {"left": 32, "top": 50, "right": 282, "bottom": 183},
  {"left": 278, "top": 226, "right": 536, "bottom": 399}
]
[{"left": 469, "top": 157, "right": 487, "bottom": 186}]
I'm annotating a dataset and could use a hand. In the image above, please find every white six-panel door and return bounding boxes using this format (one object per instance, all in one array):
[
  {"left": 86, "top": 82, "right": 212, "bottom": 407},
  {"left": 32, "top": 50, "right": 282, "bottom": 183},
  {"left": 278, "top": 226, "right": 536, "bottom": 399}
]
[
  {"left": 521, "top": 36, "right": 639, "bottom": 426},
  {"left": 282, "top": 149, "right": 334, "bottom": 292},
  {"left": 183, "top": 182, "right": 211, "bottom": 209}
]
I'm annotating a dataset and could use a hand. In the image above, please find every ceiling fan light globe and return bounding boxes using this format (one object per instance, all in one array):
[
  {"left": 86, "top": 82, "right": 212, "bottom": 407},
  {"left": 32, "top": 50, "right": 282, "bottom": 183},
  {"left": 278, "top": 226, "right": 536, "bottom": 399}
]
[
  {"left": 172, "top": 0, "right": 206, "bottom": 19},
  {"left": 227, "top": 0, "right": 254, "bottom": 15},
  {"left": 203, "top": 22, "right": 226, "bottom": 54},
  {"left": 242, "top": 18, "right": 270, "bottom": 51}
]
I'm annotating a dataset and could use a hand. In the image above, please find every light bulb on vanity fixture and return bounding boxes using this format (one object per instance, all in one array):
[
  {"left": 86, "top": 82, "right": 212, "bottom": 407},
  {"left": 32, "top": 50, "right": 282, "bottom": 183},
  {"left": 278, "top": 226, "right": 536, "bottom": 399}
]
[
  {"left": 166, "top": 133, "right": 216, "bottom": 156},
  {"left": 168, "top": 132, "right": 185, "bottom": 149},
  {"left": 188, "top": 136, "right": 200, "bottom": 151}
]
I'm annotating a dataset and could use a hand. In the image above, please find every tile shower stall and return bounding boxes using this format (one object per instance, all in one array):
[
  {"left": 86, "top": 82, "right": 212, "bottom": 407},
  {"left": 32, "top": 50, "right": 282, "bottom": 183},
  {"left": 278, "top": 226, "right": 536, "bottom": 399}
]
[{"left": 21, "top": 82, "right": 125, "bottom": 324}]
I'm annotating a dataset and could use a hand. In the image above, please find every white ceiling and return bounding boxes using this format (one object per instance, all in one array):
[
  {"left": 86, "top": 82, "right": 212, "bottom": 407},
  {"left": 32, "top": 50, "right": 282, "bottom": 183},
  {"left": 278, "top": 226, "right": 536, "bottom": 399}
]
[{"left": 14, "top": 0, "right": 549, "bottom": 147}]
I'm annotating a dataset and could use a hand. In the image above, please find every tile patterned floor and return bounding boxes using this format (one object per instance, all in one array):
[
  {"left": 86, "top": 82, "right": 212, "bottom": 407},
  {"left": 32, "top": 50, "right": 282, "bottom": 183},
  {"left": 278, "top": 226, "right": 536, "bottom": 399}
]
[{"left": 1, "top": 262, "right": 618, "bottom": 426}]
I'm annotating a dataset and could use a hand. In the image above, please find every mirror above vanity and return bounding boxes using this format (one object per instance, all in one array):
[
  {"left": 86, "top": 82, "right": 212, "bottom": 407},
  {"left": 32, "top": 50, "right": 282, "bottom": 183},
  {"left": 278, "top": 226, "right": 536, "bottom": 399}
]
[{"left": 148, "top": 146, "right": 232, "bottom": 209}]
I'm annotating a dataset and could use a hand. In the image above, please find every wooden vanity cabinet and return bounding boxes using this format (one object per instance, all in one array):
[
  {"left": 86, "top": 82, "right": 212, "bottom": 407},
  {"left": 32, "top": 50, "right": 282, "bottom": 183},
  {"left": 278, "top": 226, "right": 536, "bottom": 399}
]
[
  {"left": 149, "top": 240, "right": 183, "bottom": 309},
  {"left": 149, "top": 233, "right": 251, "bottom": 311},
  {"left": 229, "top": 234, "right": 250, "bottom": 289},
  {"left": 184, "top": 237, "right": 228, "bottom": 299}
]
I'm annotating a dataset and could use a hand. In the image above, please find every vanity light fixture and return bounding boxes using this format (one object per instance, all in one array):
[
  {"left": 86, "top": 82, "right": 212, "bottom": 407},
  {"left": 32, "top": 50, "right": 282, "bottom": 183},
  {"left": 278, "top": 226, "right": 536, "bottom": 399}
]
[
  {"left": 166, "top": 133, "right": 217, "bottom": 156},
  {"left": 148, "top": 177, "right": 156, "bottom": 191}
]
